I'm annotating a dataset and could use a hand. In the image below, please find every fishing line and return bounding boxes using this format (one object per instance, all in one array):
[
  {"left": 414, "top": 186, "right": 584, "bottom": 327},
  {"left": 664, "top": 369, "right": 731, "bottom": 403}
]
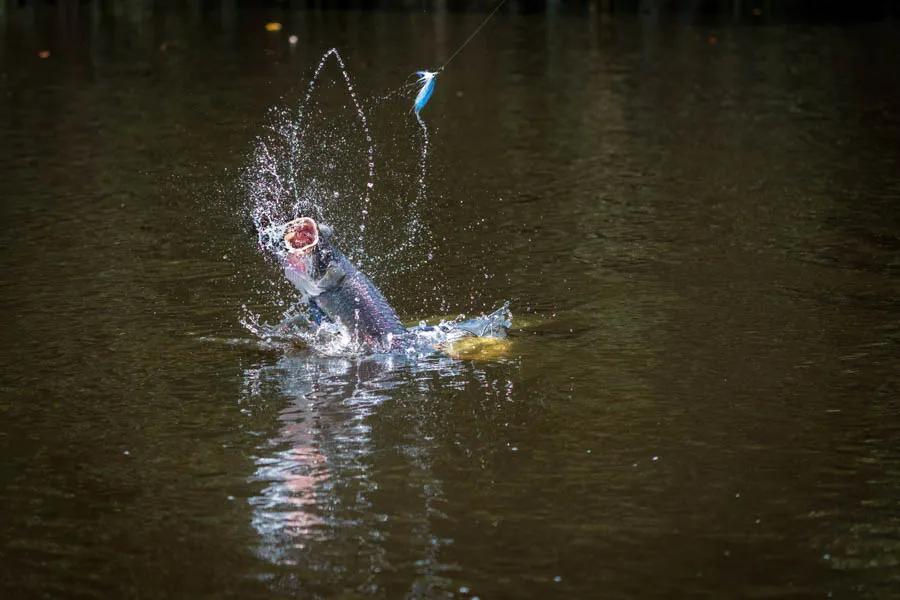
[
  {"left": 437, "top": 0, "right": 509, "bottom": 74},
  {"left": 402, "top": 0, "right": 510, "bottom": 275},
  {"left": 412, "top": 0, "right": 509, "bottom": 114}
]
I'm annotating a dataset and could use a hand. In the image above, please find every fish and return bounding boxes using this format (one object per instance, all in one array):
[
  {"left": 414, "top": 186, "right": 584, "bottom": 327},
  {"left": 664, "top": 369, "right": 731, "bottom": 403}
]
[
  {"left": 273, "top": 217, "right": 407, "bottom": 349},
  {"left": 266, "top": 217, "right": 511, "bottom": 353}
]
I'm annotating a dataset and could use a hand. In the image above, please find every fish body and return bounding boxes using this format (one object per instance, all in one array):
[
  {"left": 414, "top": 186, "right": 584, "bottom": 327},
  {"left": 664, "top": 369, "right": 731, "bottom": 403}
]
[
  {"left": 275, "top": 218, "right": 405, "bottom": 348},
  {"left": 302, "top": 245, "right": 406, "bottom": 345}
]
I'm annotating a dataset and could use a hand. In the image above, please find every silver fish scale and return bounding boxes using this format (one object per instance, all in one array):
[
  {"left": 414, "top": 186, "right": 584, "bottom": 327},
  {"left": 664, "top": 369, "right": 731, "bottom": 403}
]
[{"left": 315, "top": 249, "right": 406, "bottom": 344}]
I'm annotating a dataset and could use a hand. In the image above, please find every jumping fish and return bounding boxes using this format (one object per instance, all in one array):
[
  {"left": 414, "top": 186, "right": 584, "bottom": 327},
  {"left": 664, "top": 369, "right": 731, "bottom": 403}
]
[{"left": 264, "top": 217, "right": 510, "bottom": 352}]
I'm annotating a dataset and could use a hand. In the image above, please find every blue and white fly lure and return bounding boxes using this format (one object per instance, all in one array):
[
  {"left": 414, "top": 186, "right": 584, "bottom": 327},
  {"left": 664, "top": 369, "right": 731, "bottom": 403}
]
[
  {"left": 409, "top": 0, "right": 506, "bottom": 114},
  {"left": 413, "top": 70, "right": 437, "bottom": 114}
]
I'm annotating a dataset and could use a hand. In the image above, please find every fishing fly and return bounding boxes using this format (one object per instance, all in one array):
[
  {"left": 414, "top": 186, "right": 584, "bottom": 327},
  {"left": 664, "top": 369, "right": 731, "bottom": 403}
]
[
  {"left": 410, "top": 0, "right": 507, "bottom": 115},
  {"left": 413, "top": 71, "right": 437, "bottom": 115}
]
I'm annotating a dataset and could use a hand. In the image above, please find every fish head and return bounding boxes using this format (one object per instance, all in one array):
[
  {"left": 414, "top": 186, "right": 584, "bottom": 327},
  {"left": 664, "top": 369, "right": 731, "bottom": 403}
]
[{"left": 278, "top": 217, "right": 335, "bottom": 296}]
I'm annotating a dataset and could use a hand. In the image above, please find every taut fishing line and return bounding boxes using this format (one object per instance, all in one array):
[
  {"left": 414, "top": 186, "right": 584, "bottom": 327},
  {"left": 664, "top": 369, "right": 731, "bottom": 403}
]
[{"left": 411, "top": 0, "right": 509, "bottom": 115}]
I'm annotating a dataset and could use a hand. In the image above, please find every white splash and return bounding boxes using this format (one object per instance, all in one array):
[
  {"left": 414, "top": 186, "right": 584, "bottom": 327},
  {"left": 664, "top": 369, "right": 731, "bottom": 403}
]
[
  {"left": 241, "top": 48, "right": 433, "bottom": 294},
  {"left": 240, "top": 49, "right": 448, "bottom": 353}
]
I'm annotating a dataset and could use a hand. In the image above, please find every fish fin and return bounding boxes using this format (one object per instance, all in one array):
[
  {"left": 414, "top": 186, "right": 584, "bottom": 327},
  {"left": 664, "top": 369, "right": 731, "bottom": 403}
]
[
  {"left": 454, "top": 302, "right": 512, "bottom": 337},
  {"left": 318, "top": 264, "right": 347, "bottom": 290},
  {"left": 274, "top": 311, "right": 312, "bottom": 333},
  {"left": 308, "top": 300, "right": 330, "bottom": 325}
]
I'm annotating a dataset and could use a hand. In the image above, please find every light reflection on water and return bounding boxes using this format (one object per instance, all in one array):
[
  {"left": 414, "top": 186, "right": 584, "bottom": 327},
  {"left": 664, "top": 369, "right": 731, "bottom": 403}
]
[{"left": 244, "top": 351, "right": 513, "bottom": 588}]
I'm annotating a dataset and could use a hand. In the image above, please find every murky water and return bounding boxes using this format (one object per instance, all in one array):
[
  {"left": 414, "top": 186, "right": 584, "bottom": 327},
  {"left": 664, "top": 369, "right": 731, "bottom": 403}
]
[{"left": 2, "top": 4, "right": 899, "bottom": 598}]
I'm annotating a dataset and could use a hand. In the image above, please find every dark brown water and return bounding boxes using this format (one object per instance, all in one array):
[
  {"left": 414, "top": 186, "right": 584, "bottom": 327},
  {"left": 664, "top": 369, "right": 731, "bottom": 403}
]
[{"left": 2, "top": 4, "right": 899, "bottom": 599}]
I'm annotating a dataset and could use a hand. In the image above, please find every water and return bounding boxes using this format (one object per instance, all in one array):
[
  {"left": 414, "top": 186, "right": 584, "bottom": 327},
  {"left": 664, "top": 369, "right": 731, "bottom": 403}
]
[{"left": 1, "top": 4, "right": 899, "bottom": 598}]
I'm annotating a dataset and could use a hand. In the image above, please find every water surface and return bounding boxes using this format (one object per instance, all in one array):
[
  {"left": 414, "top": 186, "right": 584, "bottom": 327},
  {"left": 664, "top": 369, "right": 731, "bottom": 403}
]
[{"left": 1, "top": 4, "right": 899, "bottom": 598}]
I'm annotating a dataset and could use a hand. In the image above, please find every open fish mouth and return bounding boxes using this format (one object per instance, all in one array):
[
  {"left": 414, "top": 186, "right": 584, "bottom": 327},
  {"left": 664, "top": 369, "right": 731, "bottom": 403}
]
[{"left": 283, "top": 217, "right": 319, "bottom": 255}]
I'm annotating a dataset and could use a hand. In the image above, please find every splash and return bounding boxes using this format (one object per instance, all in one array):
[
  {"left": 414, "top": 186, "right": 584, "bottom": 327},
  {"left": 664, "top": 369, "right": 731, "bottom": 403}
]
[
  {"left": 375, "top": 111, "right": 430, "bottom": 268},
  {"left": 242, "top": 48, "right": 431, "bottom": 281},
  {"left": 243, "top": 48, "right": 375, "bottom": 264},
  {"left": 411, "top": 112, "right": 430, "bottom": 254},
  {"left": 239, "top": 49, "right": 478, "bottom": 356},
  {"left": 239, "top": 300, "right": 511, "bottom": 359},
  {"left": 240, "top": 303, "right": 367, "bottom": 357}
]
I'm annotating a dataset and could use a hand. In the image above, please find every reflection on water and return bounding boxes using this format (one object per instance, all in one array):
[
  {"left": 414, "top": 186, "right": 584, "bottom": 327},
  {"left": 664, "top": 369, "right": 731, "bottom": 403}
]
[{"left": 244, "top": 351, "right": 512, "bottom": 592}]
